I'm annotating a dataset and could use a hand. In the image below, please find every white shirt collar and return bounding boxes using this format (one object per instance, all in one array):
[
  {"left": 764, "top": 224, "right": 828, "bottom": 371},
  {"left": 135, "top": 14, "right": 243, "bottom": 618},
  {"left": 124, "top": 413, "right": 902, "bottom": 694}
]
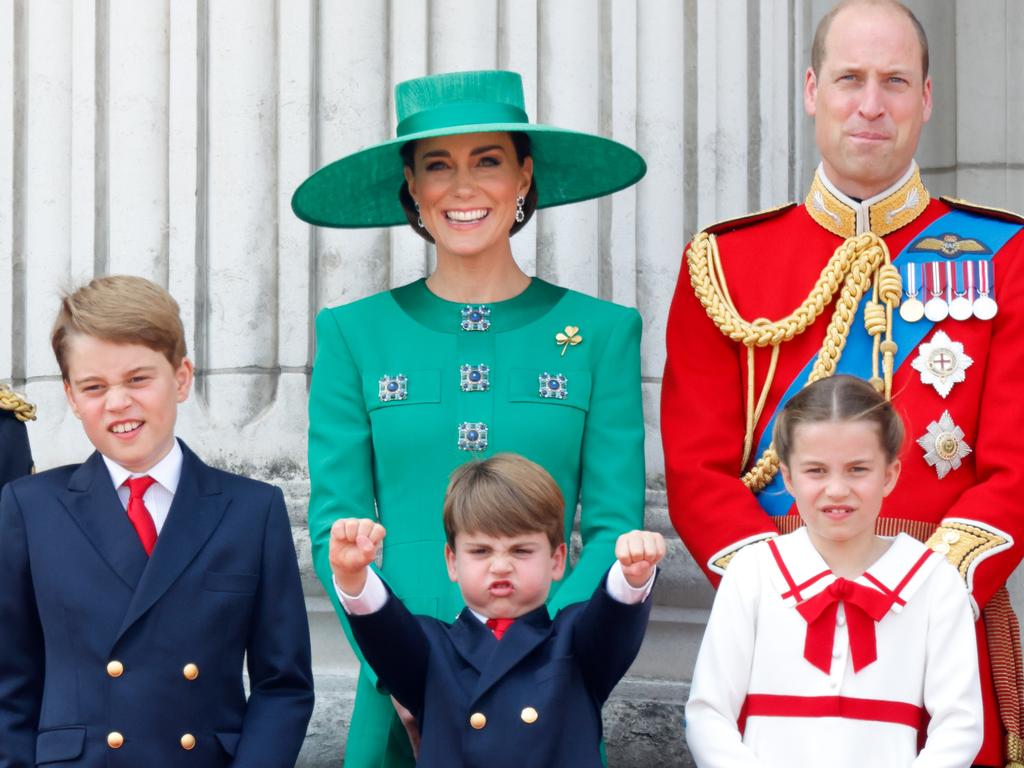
[
  {"left": 768, "top": 526, "right": 940, "bottom": 611},
  {"left": 102, "top": 439, "right": 184, "bottom": 495}
]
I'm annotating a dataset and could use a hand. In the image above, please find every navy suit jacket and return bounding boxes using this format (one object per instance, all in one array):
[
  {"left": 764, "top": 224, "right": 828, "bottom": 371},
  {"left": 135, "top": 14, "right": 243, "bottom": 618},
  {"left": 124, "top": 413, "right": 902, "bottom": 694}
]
[
  {"left": 348, "top": 573, "right": 654, "bottom": 767},
  {"left": 0, "top": 441, "right": 314, "bottom": 767}
]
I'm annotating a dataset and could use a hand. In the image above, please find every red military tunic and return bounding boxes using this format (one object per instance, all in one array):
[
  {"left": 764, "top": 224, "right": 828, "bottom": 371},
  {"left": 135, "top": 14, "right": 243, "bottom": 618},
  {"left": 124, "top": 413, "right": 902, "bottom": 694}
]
[{"left": 663, "top": 163, "right": 1024, "bottom": 766}]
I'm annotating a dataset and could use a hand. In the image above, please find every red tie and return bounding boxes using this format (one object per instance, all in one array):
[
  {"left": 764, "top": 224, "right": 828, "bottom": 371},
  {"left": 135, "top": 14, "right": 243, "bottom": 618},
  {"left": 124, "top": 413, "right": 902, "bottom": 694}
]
[
  {"left": 796, "top": 577, "right": 895, "bottom": 674},
  {"left": 486, "top": 617, "right": 515, "bottom": 640},
  {"left": 124, "top": 476, "right": 158, "bottom": 556}
]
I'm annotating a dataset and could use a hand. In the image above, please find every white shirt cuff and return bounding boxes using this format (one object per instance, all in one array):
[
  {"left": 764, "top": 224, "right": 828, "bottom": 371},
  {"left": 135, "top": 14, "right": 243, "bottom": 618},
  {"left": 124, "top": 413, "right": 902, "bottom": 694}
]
[
  {"left": 334, "top": 568, "right": 388, "bottom": 615},
  {"left": 606, "top": 561, "right": 656, "bottom": 604}
]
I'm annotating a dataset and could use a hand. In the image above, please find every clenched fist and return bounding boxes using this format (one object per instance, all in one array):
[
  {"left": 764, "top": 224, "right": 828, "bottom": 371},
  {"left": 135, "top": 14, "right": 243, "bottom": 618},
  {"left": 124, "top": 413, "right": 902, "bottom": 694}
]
[
  {"left": 615, "top": 530, "right": 667, "bottom": 588},
  {"left": 329, "top": 518, "right": 387, "bottom": 595}
]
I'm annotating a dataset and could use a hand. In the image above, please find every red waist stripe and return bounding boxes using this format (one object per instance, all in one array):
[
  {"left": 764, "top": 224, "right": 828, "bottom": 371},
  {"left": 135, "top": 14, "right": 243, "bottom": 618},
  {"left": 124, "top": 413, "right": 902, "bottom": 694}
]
[{"left": 738, "top": 694, "right": 927, "bottom": 733}]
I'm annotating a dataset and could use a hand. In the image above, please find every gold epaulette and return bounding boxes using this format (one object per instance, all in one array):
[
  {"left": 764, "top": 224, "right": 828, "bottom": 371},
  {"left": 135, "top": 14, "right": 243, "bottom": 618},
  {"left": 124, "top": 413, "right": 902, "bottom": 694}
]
[
  {"left": 925, "top": 521, "right": 1012, "bottom": 582},
  {"left": 701, "top": 202, "right": 797, "bottom": 237},
  {"left": 0, "top": 384, "right": 36, "bottom": 422},
  {"left": 711, "top": 550, "right": 737, "bottom": 573},
  {"left": 940, "top": 196, "right": 1024, "bottom": 225}
]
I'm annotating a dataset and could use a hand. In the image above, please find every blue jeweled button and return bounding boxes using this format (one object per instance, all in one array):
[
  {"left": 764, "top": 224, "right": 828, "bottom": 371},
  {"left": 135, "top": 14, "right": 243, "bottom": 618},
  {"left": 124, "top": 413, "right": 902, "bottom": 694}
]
[
  {"left": 538, "top": 372, "right": 568, "bottom": 400},
  {"left": 461, "top": 305, "right": 491, "bottom": 332},
  {"left": 458, "top": 422, "right": 489, "bottom": 451},
  {"left": 460, "top": 363, "right": 490, "bottom": 392},
  {"left": 378, "top": 374, "right": 408, "bottom": 402}
]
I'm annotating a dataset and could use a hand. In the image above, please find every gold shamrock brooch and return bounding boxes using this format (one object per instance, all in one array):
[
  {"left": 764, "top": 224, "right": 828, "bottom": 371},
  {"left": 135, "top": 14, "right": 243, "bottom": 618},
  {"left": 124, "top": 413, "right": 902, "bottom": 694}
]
[{"left": 555, "top": 326, "right": 582, "bottom": 356}]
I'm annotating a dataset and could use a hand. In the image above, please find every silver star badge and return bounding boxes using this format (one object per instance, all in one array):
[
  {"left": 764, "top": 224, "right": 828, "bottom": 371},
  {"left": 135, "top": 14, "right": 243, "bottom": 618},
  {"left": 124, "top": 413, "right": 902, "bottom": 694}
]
[
  {"left": 910, "top": 330, "right": 973, "bottom": 399},
  {"left": 917, "top": 411, "right": 972, "bottom": 479}
]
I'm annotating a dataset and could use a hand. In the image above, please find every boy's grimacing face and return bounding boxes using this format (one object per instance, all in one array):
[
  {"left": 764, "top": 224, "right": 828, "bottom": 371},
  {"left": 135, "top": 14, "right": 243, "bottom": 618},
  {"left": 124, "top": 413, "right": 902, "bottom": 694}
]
[
  {"left": 63, "top": 334, "right": 193, "bottom": 474},
  {"left": 445, "top": 530, "right": 566, "bottom": 619}
]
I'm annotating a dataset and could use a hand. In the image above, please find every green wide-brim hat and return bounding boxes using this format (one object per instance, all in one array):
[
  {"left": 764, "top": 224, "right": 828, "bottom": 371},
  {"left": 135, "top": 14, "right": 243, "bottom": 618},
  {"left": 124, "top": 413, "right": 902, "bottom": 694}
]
[{"left": 291, "top": 70, "right": 647, "bottom": 228}]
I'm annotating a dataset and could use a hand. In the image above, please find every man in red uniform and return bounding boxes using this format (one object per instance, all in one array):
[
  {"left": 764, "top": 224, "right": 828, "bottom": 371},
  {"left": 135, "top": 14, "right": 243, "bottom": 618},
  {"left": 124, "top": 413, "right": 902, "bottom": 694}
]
[{"left": 663, "top": 2, "right": 1024, "bottom": 765}]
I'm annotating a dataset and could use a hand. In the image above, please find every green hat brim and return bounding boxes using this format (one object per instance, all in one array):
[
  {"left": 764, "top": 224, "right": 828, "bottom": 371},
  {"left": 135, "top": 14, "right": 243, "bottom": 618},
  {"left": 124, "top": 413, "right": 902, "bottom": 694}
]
[{"left": 291, "top": 123, "right": 646, "bottom": 229}]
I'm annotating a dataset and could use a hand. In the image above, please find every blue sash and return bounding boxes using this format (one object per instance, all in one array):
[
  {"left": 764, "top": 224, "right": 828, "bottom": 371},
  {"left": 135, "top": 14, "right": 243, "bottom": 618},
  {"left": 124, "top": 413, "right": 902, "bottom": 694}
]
[{"left": 754, "top": 210, "right": 1023, "bottom": 515}]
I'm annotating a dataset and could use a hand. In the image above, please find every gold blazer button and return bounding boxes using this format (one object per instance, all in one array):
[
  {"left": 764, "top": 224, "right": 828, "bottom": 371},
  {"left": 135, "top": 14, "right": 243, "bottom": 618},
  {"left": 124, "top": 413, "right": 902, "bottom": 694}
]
[
  {"left": 183, "top": 663, "right": 200, "bottom": 681},
  {"left": 181, "top": 733, "right": 196, "bottom": 750},
  {"left": 106, "top": 660, "right": 124, "bottom": 678},
  {"left": 520, "top": 706, "right": 539, "bottom": 724},
  {"left": 107, "top": 732, "right": 124, "bottom": 749},
  {"left": 469, "top": 712, "right": 487, "bottom": 729}
]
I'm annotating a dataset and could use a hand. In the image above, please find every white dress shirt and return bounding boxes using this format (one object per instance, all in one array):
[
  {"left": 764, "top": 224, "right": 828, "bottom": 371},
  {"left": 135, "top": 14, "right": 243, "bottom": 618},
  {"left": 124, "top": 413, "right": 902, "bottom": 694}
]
[{"left": 102, "top": 439, "right": 183, "bottom": 535}]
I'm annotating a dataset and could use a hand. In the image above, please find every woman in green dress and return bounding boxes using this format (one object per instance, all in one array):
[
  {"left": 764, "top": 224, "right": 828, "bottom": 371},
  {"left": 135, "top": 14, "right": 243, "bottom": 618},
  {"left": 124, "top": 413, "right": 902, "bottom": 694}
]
[{"left": 293, "top": 70, "right": 647, "bottom": 767}]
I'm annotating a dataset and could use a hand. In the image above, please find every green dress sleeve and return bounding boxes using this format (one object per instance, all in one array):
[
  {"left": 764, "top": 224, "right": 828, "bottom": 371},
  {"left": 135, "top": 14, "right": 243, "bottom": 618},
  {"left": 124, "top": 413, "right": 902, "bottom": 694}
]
[
  {"left": 548, "top": 306, "right": 646, "bottom": 612},
  {"left": 307, "top": 307, "right": 379, "bottom": 684}
]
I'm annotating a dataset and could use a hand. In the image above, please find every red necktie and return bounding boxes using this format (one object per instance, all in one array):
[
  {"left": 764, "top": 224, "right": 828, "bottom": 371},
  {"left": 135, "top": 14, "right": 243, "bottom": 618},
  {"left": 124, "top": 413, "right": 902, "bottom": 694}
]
[
  {"left": 486, "top": 617, "right": 515, "bottom": 640},
  {"left": 796, "top": 577, "right": 895, "bottom": 674},
  {"left": 124, "top": 476, "right": 158, "bottom": 556}
]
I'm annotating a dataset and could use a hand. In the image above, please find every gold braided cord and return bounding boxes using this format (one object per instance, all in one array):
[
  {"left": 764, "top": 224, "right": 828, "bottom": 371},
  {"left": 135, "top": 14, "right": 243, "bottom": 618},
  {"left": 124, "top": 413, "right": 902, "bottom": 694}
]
[
  {"left": 689, "top": 231, "right": 901, "bottom": 491},
  {"left": 741, "top": 341, "right": 780, "bottom": 470},
  {"left": 706, "top": 241, "right": 783, "bottom": 470},
  {"left": 691, "top": 231, "right": 852, "bottom": 347},
  {"left": 1007, "top": 733, "right": 1024, "bottom": 768},
  {"left": 0, "top": 384, "right": 36, "bottom": 422},
  {"left": 983, "top": 589, "right": 1024, "bottom": 768}
]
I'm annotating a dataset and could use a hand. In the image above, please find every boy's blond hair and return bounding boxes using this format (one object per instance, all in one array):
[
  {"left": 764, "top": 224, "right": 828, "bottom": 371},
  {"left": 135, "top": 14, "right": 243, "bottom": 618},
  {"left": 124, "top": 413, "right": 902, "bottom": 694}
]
[
  {"left": 443, "top": 453, "right": 564, "bottom": 550},
  {"left": 51, "top": 275, "right": 187, "bottom": 380}
]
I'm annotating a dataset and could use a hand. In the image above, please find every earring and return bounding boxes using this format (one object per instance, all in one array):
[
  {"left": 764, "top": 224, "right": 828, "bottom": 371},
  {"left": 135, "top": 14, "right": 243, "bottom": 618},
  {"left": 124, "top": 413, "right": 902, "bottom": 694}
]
[
  {"left": 515, "top": 195, "right": 525, "bottom": 224},
  {"left": 415, "top": 201, "right": 424, "bottom": 228}
]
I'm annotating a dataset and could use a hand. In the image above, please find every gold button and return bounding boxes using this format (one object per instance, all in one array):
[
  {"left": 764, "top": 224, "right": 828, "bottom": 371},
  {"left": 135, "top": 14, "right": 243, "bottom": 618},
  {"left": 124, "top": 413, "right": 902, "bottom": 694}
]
[
  {"left": 943, "top": 530, "right": 961, "bottom": 545},
  {"left": 180, "top": 733, "right": 196, "bottom": 750},
  {"left": 107, "top": 732, "right": 124, "bottom": 749},
  {"left": 520, "top": 706, "right": 539, "bottom": 724},
  {"left": 183, "top": 663, "right": 199, "bottom": 681},
  {"left": 469, "top": 712, "right": 487, "bottom": 730},
  {"left": 933, "top": 542, "right": 950, "bottom": 555},
  {"left": 106, "top": 660, "right": 124, "bottom": 678}
]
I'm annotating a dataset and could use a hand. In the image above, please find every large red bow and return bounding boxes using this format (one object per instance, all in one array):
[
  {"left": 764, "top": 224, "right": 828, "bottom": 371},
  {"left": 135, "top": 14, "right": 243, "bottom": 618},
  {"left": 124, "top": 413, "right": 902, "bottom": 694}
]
[{"left": 795, "top": 577, "right": 895, "bottom": 674}]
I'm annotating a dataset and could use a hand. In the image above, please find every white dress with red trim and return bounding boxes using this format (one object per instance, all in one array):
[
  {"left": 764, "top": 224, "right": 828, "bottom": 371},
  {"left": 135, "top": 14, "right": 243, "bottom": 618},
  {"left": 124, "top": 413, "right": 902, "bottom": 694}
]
[{"left": 686, "top": 528, "right": 983, "bottom": 768}]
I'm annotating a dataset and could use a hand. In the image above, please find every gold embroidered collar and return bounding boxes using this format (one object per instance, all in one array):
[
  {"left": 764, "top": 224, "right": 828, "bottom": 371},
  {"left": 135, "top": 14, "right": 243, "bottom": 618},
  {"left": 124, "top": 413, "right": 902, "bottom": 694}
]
[{"left": 805, "top": 163, "right": 930, "bottom": 238}]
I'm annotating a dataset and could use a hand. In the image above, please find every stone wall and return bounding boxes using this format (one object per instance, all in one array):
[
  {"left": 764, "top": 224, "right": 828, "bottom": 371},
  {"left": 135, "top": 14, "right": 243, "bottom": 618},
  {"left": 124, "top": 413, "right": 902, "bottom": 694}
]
[{"left": 3, "top": 1, "right": 1022, "bottom": 764}]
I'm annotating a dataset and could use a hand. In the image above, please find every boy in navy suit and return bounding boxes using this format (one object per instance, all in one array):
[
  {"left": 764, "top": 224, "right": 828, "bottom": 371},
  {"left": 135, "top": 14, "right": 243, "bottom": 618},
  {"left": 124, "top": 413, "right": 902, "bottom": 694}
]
[
  {"left": 329, "top": 453, "right": 665, "bottom": 767},
  {"left": 0, "top": 275, "right": 314, "bottom": 767}
]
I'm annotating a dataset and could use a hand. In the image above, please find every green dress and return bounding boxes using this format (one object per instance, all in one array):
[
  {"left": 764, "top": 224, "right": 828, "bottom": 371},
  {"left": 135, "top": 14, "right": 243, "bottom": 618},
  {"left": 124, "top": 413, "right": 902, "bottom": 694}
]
[{"left": 308, "top": 277, "right": 645, "bottom": 767}]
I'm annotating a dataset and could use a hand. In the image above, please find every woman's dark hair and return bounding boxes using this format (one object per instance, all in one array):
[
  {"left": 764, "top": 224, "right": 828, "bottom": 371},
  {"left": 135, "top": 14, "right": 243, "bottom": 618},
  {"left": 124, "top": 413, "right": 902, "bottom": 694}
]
[
  {"left": 398, "top": 131, "right": 539, "bottom": 244},
  {"left": 773, "top": 375, "right": 905, "bottom": 464}
]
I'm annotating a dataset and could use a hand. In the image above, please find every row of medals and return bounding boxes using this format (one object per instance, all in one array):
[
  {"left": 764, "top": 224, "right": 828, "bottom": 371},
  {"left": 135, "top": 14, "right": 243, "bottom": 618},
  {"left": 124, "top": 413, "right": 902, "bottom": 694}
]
[
  {"left": 898, "top": 261, "right": 989, "bottom": 477},
  {"left": 898, "top": 259, "right": 997, "bottom": 323}
]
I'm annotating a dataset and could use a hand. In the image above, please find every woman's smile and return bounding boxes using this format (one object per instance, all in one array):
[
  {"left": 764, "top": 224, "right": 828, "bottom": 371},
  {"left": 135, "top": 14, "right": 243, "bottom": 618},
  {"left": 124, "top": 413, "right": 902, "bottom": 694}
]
[{"left": 445, "top": 208, "right": 490, "bottom": 224}]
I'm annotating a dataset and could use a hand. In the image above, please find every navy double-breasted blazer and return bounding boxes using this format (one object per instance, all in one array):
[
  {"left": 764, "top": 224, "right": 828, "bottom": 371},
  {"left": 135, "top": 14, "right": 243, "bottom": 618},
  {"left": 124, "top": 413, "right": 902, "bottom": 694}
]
[
  {"left": 0, "top": 440, "right": 314, "bottom": 767},
  {"left": 348, "top": 572, "right": 654, "bottom": 767}
]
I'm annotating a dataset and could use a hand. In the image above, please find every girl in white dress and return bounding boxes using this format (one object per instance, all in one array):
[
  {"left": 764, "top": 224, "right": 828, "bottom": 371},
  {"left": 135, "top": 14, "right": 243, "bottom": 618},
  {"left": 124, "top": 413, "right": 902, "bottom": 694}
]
[{"left": 685, "top": 375, "right": 983, "bottom": 768}]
